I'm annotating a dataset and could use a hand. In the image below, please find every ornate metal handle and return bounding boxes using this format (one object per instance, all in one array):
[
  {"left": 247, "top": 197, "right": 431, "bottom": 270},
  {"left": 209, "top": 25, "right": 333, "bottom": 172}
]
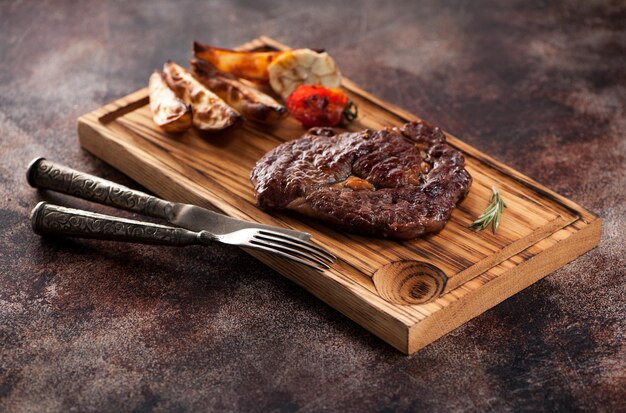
[
  {"left": 30, "top": 202, "right": 212, "bottom": 246},
  {"left": 27, "top": 157, "right": 176, "bottom": 221}
]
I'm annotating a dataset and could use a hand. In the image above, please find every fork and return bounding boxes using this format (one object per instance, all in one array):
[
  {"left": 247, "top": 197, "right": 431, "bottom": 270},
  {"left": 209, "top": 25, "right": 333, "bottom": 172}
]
[{"left": 31, "top": 202, "right": 335, "bottom": 271}]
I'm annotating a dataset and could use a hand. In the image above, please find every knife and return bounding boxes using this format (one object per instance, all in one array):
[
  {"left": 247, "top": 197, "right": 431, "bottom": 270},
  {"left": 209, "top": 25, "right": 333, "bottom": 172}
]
[{"left": 26, "top": 157, "right": 311, "bottom": 241}]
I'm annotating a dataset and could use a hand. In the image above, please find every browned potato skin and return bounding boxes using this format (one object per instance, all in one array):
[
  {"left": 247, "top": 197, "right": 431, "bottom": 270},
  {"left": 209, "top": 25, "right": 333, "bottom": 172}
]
[
  {"left": 190, "top": 59, "right": 287, "bottom": 125},
  {"left": 162, "top": 61, "right": 240, "bottom": 132},
  {"left": 193, "top": 41, "right": 282, "bottom": 82},
  {"left": 148, "top": 70, "right": 192, "bottom": 133}
]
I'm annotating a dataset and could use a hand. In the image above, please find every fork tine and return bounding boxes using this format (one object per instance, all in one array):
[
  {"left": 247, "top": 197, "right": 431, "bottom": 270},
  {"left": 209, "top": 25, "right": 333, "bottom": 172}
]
[
  {"left": 250, "top": 238, "right": 331, "bottom": 269},
  {"left": 253, "top": 233, "right": 335, "bottom": 264},
  {"left": 256, "top": 230, "right": 336, "bottom": 262},
  {"left": 246, "top": 241, "right": 329, "bottom": 272}
]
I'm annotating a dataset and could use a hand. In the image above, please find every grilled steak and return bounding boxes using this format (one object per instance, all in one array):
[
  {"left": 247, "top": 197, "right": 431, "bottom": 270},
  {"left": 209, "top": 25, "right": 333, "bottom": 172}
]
[{"left": 250, "top": 121, "right": 472, "bottom": 239}]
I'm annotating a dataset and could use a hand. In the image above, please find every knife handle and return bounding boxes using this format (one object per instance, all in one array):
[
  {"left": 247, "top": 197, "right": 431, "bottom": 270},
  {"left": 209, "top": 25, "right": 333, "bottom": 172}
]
[
  {"left": 30, "top": 202, "right": 212, "bottom": 246},
  {"left": 27, "top": 157, "right": 176, "bottom": 221}
]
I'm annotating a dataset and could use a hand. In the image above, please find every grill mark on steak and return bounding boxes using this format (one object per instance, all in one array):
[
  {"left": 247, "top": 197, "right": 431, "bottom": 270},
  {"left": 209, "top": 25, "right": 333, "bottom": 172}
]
[{"left": 250, "top": 121, "right": 472, "bottom": 239}]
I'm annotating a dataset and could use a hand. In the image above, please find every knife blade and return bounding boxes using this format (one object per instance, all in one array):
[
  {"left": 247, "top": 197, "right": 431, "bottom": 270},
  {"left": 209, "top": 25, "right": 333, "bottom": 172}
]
[{"left": 170, "top": 203, "right": 311, "bottom": 240}]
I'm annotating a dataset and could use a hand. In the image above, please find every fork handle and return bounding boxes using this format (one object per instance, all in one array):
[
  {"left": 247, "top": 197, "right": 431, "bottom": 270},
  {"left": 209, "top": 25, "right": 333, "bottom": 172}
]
[
  {"left": 31, "top": 202, "right": 212, "bottom": 246},
  {"left": 27, "top": 157, "right": 177, "bottom": 221}
]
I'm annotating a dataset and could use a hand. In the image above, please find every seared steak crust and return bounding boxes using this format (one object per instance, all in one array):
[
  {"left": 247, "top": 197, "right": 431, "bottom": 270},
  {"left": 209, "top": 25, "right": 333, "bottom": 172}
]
[{"left": 250, "top": 121, "right": 472, "bottom": 239}]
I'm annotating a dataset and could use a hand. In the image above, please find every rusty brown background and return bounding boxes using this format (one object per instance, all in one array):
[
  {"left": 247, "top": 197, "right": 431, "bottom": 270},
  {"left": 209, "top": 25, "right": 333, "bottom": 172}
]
[{"left": 1, "top": 1, "right": 625, "bottom": 412}]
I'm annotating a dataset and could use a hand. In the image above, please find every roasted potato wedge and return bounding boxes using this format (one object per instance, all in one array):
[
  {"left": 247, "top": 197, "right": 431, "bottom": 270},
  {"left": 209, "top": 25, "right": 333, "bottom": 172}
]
[
  {"left": 163, "top": 61, "right": 240, "bottom": 131},
  {"left": 193, "top": 41, "right": 281, "bottom": 81},
  {"left": 148, "top": 70, "right": 192, "bottom": 133},
  {"left": 190, "top": 59, "right": 287, "bottom": 124},
  {"left": 194, "top": 42, "right": 342, "bottom": 99}
]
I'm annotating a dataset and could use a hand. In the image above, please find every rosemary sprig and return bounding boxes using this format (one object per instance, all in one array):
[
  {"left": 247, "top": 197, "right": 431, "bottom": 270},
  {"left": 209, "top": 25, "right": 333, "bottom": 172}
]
[{"left": 470, "top": 186, "right": 507, "bottom": 234}]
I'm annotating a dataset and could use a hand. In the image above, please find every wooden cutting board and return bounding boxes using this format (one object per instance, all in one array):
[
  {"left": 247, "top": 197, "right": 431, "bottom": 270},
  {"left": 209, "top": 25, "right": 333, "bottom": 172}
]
[{"left": 77, "top": 36, "right": 601, "bottom": 354}]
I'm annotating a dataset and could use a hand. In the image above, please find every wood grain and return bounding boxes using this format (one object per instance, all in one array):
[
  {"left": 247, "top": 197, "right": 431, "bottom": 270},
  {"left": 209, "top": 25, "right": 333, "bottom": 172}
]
[{"left": 76, "top": 37, "right": 601, "bottom": 354}]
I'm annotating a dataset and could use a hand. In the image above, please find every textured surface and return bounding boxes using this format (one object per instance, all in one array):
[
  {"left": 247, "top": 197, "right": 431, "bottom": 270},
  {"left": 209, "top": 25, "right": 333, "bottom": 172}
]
[
  {"left": 0, "top": 1, "right": 624, "bottom": 412},
  {"left": 251, "top": 121, "right": 472, "bottom": 239}
]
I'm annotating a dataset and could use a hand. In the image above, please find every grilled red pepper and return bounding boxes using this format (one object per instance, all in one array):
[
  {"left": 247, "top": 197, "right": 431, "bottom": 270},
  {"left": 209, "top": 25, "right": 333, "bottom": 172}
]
[{"left": 286, "top": 85, "right": 358, "bottom": 127}]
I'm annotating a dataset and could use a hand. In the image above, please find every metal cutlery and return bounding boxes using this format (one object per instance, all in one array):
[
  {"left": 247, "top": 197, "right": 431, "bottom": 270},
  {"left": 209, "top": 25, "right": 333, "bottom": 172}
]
[
  {"left": 27, "top": 158, "right": 335, "bottom": 271},
  {"left": 27, "top": 157, "right": 311, "bottom": 240}
]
